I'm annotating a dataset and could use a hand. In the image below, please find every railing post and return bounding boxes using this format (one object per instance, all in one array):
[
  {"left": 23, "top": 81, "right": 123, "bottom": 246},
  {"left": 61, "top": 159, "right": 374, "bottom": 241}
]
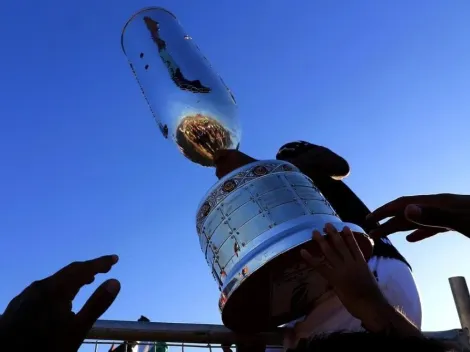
[{"left": 449, "top": 276, "right": 470, "bottom": 332}]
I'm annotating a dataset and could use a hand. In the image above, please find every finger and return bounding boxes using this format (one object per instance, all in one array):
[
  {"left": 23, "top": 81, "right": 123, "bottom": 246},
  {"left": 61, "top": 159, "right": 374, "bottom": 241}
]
[
  {"left": 405, "top": 205, "right": 469, "bottom": 234},
  {"left": 313, "top": 230, "right": 341, "bottom": 267},
  {"left": 75, "top": 279, "right": 121, "bottom": 338},
  {"left": 48, "top": 255, "right": 119, "bottom": 300},
  {"left": 368, "top": 216, "right": 415, "bottom": 239},
  {"left": 406, "top": 228, "right": 443, "bottom": 242},
  {"left": 324, "top": 223, "right": 353, "bottom": 262},
  {"left": 367, "top": 195, "right": 444, "bottom": 223},
  {"left": 341, "top": 226, "right": 365, "bottom": 261}
]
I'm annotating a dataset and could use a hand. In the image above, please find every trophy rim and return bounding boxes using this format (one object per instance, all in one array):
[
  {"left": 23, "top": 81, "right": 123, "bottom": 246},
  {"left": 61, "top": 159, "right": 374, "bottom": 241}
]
[
  {"left": 219, "top": 218, "right": 367, "bottom": 332},
  {"left": 120, "top": 6, "right": 178, "bottom": 56}
]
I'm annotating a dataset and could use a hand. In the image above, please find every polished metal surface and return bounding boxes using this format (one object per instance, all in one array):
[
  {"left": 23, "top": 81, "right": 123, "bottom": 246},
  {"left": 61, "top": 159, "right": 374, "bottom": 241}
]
[
  {"left": 121, "top": 7, "right": 240, "bottom": 166},
  {"left": 196, "top": 160, "right": 365, "bottom": 331},
  {"left": 85, "top": 319, "right": 283, "bottom": 346}
]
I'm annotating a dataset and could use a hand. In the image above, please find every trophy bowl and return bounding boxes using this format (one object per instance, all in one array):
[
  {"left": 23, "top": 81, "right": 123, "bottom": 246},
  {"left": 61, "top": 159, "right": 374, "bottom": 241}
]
[
  {"left": 196, "top": 160, "right": 371, "bottom": 332},
  {"left": 121, "top": 7, "right": 240, "bottom": 167}
]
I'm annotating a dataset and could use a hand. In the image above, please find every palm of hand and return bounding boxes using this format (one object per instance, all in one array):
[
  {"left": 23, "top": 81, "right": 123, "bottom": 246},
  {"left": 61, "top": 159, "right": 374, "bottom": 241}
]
[
  {"left": 0, "top": 255, "right": 120, "bottom": 352},
  {"left": 331, "top": 261, "right": 384, "bottom": 320}
]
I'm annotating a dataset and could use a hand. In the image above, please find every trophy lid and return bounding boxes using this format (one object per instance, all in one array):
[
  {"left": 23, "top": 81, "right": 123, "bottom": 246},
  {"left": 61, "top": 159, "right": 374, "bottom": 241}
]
[{"left": 121, "top": 7, "right": 241, "bottom": 166}]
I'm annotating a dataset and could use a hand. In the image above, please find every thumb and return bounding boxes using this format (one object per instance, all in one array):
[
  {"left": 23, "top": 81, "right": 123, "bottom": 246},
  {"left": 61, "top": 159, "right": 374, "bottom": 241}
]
[{"left": 405, "top": 205, "right": 470, "bottom": 235}]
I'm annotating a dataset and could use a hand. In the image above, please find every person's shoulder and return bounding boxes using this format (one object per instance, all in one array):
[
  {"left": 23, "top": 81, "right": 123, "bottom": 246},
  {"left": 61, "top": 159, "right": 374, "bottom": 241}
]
[{"left": 276, "top": 141, "right": 350, "bottom": 179}]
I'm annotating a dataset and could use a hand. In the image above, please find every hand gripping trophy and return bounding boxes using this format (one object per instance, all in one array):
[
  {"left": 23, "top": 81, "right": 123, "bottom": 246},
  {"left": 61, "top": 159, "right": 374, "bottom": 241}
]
[{"left": 121, "top": 7, "right": 372, "bottom": 333}]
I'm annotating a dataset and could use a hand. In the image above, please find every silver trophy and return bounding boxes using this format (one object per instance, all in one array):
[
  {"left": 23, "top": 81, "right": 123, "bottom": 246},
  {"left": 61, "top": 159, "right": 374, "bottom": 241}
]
[
  {"left": 121, "top": 7, "right": 368, "bottom": 333},
  {"left": 121, "top": 7, "right": 240, "bottom": 166}
]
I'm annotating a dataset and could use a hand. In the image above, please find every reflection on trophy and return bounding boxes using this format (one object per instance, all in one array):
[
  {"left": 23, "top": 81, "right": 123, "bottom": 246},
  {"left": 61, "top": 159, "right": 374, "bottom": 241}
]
[
  {"left": 121, "top": 7, "right": 370, "bottom": 333},
  {"left": 121, "top": 7, "right": 239, "bottom": 167}
]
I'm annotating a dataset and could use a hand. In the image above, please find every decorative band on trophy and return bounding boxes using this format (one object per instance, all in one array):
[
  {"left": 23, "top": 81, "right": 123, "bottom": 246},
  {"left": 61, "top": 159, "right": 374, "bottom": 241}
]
[{"left": 196, "top": 159, "right": 366, "bottom": 331}]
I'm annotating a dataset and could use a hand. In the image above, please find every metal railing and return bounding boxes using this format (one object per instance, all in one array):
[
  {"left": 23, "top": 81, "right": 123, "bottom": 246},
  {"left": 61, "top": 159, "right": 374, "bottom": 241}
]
[
  {"left": 81, "top": 341, "right": 231, "bottom": 352},
  {"left": 82, "top": 320, "right": 282, "bottom": 348},
  {"left": 78, "top": 276, "right": 470, "bottom": 351}
]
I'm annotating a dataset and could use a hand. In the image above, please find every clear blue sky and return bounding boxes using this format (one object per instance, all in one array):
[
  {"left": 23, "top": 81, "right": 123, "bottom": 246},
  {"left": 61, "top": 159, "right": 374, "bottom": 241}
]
[{"left": 1, "top": 0, "right": 469, "bottom": 338}]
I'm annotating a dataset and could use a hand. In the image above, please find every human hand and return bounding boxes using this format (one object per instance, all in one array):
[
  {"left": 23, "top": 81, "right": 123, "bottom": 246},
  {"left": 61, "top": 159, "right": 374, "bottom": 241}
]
[
  {"left": 367, "top": 193, "right": 470, "bottom": 241},
  {"left": 0, "top": 255, "right": 121, "bottom": 352},
  {"left": 300, "top": 224, "right": 386, "bottom": 322},
  {"left": 296, "top": 224, "right": 423, "bottom": 339},
  {"left": 276, "top": 141, "right": 350, "bottom": 180},
  {"left": 214, "top": 149, "right": 258, "bottom": 179}
]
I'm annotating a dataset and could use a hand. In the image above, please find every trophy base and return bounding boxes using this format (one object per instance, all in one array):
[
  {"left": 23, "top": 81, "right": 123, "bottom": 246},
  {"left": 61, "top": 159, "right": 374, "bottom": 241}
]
[
  {"left": 195, "top": 159, "right": 372, "bottom": 333},
  {"left": 219, "top": 216, "right": 372, "bottom": 333}
]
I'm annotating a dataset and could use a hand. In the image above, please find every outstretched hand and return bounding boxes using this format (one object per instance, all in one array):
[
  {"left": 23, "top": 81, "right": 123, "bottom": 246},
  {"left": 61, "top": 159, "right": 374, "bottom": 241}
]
[
  {"left": 298, "top": 224, "right": 424, "bottom": 338},
  {"left": 367, "top": 193, "right": 470, "bottom": 241},
  {"left": 0, "top": 255, "right": 121, "bottom": 352},
  {"left": 300, "top": 224, "right": 386, "bottom": 321},
  {"left": 282, "top": 225, "right": 385, "bottom": 349}
]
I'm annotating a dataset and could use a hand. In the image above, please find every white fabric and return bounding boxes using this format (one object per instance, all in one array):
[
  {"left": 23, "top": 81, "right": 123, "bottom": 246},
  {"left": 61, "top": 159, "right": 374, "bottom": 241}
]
[{"left": 266, "top": 256, "right": 422, "bottom": 351}]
